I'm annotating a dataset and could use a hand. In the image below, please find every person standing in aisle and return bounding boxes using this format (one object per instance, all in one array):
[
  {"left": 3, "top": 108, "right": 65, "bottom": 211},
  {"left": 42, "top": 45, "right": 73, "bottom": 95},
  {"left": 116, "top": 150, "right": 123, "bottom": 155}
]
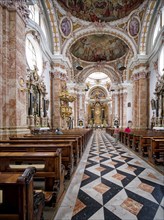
[{"left": 114, "top": 125, "right": 120, "bottom": 144}]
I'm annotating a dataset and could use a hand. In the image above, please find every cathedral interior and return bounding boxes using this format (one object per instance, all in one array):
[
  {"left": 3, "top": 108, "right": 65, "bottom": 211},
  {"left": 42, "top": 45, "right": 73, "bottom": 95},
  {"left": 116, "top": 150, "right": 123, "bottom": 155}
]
[{"left": 0, "top": 0, "right": 163, "bottom": 220}]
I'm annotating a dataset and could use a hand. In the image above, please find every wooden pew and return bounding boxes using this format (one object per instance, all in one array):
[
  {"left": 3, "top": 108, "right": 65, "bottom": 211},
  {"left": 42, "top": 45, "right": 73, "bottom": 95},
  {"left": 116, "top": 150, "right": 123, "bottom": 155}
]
[
  {"left": 106, "top": 128, "right": 115, "bottom": 137},
  {"left": 0, "top": 151, "right": 65, "bottom": 204},
  {"left": 0, "top": 139, "right": 79, "bottom": 165},
  {"left": 139, "top": 136, "right": 164, "bottom": 156},
  {"left": 9, "top": 136, "right": 81, "bottom": 162},
  {"left": 0, "top": 143, "right": 74, "bottom": 179},
  {"left": 25, "top": 134, "right": 84, "bottom": 155},
  {"left": 148, "top": 139, "right": 164, "bottom": 165},
  {"left": 132, "top": 134, "right": 141, "bottom": 151},
  {"left": 130, "top": 130, "right": 164, "bottom": 152},
  {"left": 127, "top": 133, "right": 134, "bottom": 148},
  {"left": 118, "top": 130, "right": 124, "bottom": 143},
  {"left": 61, "top": 128, "right": 93, "bottom": 147},
  {"left": 30, "top": 128, "right": 93, "bottom": 149},
  {"left": 0, "top": 138, "right": 80, "bottom": 165},
  {"left": 0, "top": 167, "right": 45, "bottom": 220}
]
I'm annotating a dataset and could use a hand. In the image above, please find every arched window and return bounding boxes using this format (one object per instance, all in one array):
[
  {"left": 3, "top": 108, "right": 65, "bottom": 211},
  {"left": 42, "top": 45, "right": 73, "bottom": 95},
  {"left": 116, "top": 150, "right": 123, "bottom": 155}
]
[
  {"left": 152, "top": 16, "right": 160, "bottom": 45},
  {"left": 25, "top": 34, "right": 43, "bottom": 75},
  {"left": 40, "top": 17, "right": 48, "bottom": 41},
  {"left": 29, "top": 4, "right": 40, "bottom": 25},
  {"left": 152, "top": 6, "right": 164, "bottom": 45},
  {"left": 26, "top": 38, "right": 37, "bottom": 68}
]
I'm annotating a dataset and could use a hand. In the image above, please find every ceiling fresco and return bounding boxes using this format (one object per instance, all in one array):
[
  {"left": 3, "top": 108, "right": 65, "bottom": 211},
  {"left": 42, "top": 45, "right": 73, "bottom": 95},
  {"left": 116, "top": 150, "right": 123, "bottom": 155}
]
[
  {"left": 90, "top": 87, "right": 106, "bottom": 99},
  {"left": 57, "top": 0, "right": 144, "bottom": 22},
  {"left": 70, "top": 34, "right": 129, "bottom": 62}
]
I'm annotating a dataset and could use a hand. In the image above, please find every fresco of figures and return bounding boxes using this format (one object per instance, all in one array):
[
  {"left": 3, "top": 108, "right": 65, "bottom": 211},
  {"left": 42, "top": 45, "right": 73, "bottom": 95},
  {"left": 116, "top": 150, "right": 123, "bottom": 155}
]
[
  {"left": 57, "top": 0, "right": 144, "bottom": 22},
  {"left": 70, "top": 34, "right": 128, "bottom": 62}
]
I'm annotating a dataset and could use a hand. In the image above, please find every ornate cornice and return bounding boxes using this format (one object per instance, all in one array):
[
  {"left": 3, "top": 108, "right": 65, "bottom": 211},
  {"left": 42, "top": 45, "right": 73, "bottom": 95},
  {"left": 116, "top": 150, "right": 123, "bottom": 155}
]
[
  {"left": 51, "top": 71, "right": 68, "bottom": 81},
  {"left": 0, "top": 0, "right": 30, "bottom": 23},
  {"left": 131, "top": 71, "right": 149, "bottom": 81}
]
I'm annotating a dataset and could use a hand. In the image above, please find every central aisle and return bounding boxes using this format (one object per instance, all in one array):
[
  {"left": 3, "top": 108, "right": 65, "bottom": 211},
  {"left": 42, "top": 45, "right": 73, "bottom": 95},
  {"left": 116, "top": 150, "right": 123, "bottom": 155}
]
[{"left": 54, "top": 130, "right": 164, "bottom": 220}]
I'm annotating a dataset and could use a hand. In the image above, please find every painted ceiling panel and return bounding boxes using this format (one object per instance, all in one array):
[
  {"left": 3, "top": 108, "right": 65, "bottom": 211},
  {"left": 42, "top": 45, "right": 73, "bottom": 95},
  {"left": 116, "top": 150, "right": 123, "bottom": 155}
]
[
  {"left": 57, "top": 0, "right": 144, "bottom": 22},
  {"left": 70, "top": 34, "right": 128, "bottom": 62}
]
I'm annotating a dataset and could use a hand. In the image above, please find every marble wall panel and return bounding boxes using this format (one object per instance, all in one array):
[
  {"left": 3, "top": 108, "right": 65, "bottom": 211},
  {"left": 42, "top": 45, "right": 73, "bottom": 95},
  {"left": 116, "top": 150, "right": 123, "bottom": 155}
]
[
  {"left": 138, "top": 77, "right": 148, "bottom": 128},
  {"left": 0, "top": 6, "right": 3, "bottom": 128},
  {"left": 0, "top": 7, "right": 28, "bottom": 136},
  {"left": 123, "top": 92, "right": 127, "bottom": 127},
  {"left": 53, "top": 77, "right": 62, "bottom": 128}
]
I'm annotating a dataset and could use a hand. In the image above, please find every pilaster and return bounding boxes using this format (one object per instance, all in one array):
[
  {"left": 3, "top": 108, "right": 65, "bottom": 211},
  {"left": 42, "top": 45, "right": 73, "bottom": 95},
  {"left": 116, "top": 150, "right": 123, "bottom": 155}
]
[
  {"left": 0, "top": 3, "right": 30, "bottom": 138},
  {"left": 131, "top": 70, "right": 149, "bottom": 129},
  {"left": 50, "top": 71, "right": 67, "bottom": 129}
]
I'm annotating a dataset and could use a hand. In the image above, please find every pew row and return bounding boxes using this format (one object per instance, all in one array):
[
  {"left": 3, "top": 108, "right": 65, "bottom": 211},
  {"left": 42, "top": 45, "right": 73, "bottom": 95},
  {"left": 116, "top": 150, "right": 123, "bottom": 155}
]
[
  {"left": 0, "top": 139, "right": 79, "bottom": 166},
  {"left": 0, "top": 167, "right": 45, "bottom": 220},
  {"left": 148, "top": 139, "right": 164, "bottom": 165},
  {"left": 0, "top": 151, "right": 65, "bottom": 205},
  {"left": 23, "top": 134, "right": 84, "bottom": 154},
  {"left": 0, "top": 143, "right": 74, "bottom": 179},
  {"left": 9, "top": 137, "right": 81, "bottom": 163}
]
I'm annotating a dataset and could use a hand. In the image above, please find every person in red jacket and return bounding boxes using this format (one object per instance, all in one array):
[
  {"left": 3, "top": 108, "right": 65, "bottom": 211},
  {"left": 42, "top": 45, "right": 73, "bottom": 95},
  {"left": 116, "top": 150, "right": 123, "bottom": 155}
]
[{"left": 124, "top": 126, "right": 131, "bottom": 133}]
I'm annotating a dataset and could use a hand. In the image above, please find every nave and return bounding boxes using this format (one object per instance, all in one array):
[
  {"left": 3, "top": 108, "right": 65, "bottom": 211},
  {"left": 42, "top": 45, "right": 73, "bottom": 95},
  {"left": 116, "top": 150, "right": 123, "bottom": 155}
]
[{"left": 54, "top": 130, "right": 164, "bottom": 220}]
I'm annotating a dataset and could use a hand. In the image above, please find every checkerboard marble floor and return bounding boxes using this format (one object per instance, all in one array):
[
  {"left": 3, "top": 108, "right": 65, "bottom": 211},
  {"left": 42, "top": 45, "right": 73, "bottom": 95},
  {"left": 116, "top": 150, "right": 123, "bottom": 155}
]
[{"left": 54, "top": 130, "right": 164, "bottom": 220}]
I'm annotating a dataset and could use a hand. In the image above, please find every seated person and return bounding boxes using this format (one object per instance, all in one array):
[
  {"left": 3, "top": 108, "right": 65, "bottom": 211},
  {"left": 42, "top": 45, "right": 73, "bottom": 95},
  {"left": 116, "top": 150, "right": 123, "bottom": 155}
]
[
  {"left": 55, "top": 128, "right": 63, "bottom": 135},
  {"left": 124, "top": 126, "right": 131, "bottom": 133}
]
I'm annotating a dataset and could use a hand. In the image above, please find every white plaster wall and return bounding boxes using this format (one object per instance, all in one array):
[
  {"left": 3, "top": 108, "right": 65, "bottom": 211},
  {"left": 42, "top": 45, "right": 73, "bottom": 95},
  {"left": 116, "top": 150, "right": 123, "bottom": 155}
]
[
  {"left": 42, "top": 57, "right": 51, "bottom": 119},
  {"left": 149, "top": 55, "right": 158, "bottom": 126},
  {"left": 115, "top": 94, "right": 118, "bottom": 117}
]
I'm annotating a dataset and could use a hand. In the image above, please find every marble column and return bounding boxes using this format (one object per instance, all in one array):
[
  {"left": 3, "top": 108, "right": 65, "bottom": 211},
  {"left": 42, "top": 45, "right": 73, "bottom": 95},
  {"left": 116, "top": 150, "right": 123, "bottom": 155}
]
[
  {"left": 76, "top": 93, "right": 80, "bottom": 126},
  {"left": 132, "top": 71, "right": 149, "bottom": 129},
  {"left": 132, "top": 78, "right": 139, "bottom": 129},
  {"left": 122, "top": 91, "right": 127, "bottom": 128},
  {"left": 138, "top": 72, "right": 149, "bottom": 129},
  {"left": 50, "top": 71, "right": 63, "bottom": 129},
  {"left": 119, "top": 92, "right": 123, "bottom": 127},
  {"left": 0, "top": 3, "right": 30, "bottom": 138},
  {"left": 112, "top": 93, "right": 115, "bottom": 126},
  {"left": 0, "top": 5, "right": 3, "bottom": 133},
  {"left": 117, "top": 93, "right": 120, "bottom": 126},
  {"left": 74, "top": 97, "right": 78, "bottom": 128}
]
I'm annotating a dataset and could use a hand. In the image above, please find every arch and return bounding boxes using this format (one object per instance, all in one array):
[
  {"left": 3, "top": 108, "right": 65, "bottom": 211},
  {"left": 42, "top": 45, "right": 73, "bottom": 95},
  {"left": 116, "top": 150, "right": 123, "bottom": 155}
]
[
  {"left": 25, "top": 32, "right": 43, "bottom": 75},
  {"left": 88, "top": 86, "right": 108, "bottom": 98},
  {"left": 139, "top": 0, "right": 158, "bottom": 55},
  {"left": 75, "top": 64, "right": 121, "bottom": 83},
  {"left": 43, "top": 0, "right": 61, "bottom": 54},
  {"left": 62, "top": 26, "right": 138, "bottom": 60}
]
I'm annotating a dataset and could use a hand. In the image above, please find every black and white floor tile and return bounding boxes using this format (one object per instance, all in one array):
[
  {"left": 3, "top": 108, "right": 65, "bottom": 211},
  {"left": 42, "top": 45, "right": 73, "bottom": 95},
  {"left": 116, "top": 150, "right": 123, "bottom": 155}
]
[{"left": 54, "top": 130, "right": 164, "bottom": 220}]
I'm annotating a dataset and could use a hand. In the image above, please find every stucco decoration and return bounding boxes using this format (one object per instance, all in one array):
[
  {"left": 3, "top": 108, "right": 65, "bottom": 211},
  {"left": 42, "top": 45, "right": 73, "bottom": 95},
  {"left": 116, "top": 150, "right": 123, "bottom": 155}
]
[
  {"left": 60, "top": 16, "right": 72, "bottom": 38},
  {"left": 0, "top": 0, "right": 30, "bottom": 22},
  {"left": 70, "top": 34, "right": 129, "bottom": 62},
  {"left": 57, "top": 0, "right": 144, "bottom": 22},
  {"left": 128, "top": 16, "right": 140, "bottom": 37}
]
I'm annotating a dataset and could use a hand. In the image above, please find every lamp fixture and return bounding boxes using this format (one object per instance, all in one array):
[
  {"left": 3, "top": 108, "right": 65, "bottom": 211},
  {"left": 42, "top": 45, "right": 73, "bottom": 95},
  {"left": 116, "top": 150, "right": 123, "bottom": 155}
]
[
  {"left": 110, "top": 89, "right": 115, "bottom": 92},
  {"left": 76, "top": 65, "right": 83, "bottom": 71},
  {"left": 75, "top": 58, "right": 83, "bottom": 71},
  {"left": 117, "top": 63, "right": 126, "bottom": 71}
]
